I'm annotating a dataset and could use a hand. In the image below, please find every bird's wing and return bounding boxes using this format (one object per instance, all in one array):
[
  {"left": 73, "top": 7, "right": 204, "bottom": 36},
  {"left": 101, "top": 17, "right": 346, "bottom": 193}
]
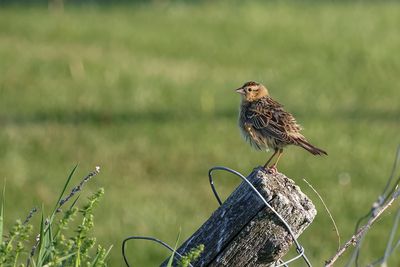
[{"left": 245, "top": 97, "right": 301, "bottom": 143}]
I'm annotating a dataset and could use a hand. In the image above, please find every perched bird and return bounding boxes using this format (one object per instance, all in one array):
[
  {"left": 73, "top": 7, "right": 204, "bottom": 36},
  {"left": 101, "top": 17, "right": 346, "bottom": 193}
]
[{"left": 236, "top": 81, "right": 327, "bottom": 172}]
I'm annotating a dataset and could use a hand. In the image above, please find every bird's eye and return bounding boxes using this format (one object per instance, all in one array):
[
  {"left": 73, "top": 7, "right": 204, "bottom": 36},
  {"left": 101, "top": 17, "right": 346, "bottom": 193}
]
[{"left": 248, "top": 88, "right": 252, "bottom": 92}]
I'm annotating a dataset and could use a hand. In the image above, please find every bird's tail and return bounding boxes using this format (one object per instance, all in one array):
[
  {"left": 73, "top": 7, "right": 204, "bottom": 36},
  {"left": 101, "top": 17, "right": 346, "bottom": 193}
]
[{"left": 296, "top": 138, "right": 328, "bottom": 156}]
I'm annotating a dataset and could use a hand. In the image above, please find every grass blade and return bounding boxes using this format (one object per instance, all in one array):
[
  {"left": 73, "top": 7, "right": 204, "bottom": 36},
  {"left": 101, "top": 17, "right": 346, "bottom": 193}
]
[
  {"left": 104, "top": 245, "right": 113, "bottom": 259},
  {"left": 51, "top": 164, "right": 78, "bottom": 216},
  {"left": 167, "top": 229, "right": 181, "bottom": 267},
  {"left": 0, "top": 183, "right": 5, "bottom": 244},
  {"left": 90, "top": 251, "right": 101, "bottom": 267},
  {"left": 56, "top": 252, "right": 77, "bottom": 263},
  {"left": 36, "top": 209, "right": 46, "bottom": 267}
]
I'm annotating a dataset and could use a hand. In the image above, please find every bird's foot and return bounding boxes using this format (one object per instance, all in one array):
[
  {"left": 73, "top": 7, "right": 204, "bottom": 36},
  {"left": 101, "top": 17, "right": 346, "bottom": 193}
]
[{"left": 265, "top": 165, "right": 278, "bottom": 174}]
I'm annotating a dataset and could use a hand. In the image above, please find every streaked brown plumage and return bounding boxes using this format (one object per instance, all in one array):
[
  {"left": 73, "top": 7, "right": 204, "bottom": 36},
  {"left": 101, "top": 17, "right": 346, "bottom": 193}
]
[{"left": 236, "top": 81, "right": 327, "bottom": 172}]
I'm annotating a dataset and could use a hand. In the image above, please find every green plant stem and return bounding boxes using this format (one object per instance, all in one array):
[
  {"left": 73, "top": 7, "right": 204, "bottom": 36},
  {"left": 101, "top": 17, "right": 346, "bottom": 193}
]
[
  {"left": 74, "top": 220, "right": 85, "bottom": 267},
  {"left": 13, "top": 251, "right": 19, "bottom": 267}
]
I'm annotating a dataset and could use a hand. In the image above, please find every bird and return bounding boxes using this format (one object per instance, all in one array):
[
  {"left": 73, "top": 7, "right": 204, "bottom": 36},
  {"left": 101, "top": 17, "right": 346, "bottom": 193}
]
[{"left": 236, "top": 81, "right": 327, "bottom": 173}]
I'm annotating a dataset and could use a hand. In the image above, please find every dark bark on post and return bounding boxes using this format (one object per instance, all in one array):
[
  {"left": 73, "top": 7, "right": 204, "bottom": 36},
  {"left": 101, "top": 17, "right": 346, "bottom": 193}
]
[{"left": 160, "top": 167, "right": 317, "bottom": 266}]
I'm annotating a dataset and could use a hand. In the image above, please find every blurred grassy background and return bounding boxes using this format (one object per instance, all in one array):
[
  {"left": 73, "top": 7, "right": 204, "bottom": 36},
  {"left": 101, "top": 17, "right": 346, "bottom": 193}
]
[{"left": 0, "top": 1, "right": 399, "bottom": 266}]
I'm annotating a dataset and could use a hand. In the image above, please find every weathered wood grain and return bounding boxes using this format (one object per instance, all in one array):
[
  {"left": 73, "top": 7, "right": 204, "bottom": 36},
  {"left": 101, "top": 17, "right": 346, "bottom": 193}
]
[{"left": 160, "top": 167, "right": 316, "bottom": 266}]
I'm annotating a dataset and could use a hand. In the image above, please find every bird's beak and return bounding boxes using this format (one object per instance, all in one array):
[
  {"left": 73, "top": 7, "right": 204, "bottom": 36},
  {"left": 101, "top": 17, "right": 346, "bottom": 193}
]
[{"left": 235, "top": 87, "right": 246, "bottom": 95}]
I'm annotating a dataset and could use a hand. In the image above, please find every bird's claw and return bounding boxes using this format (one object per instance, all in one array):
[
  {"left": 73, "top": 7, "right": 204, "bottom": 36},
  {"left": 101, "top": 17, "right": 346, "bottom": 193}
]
[
  {"left": 264, "top": 165, "right": 278, "bottom": 174},
  {"left": 266, "top": 165, "right": 277, "bottom": 174}
]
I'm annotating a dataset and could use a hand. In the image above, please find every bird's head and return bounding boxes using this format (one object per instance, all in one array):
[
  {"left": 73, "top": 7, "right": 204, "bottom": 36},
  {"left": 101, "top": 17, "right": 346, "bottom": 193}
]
[{"left": 235, "top": 81, "right": 269, "bottom": 102}]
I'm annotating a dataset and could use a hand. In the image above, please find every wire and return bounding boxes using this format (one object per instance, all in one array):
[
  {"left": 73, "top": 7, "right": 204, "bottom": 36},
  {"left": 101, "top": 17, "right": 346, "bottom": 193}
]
[
  {"left": 347, "top": 146, "right": 400, "bottom": 267},
  {"left": 122, "top": 236, "right": 192, "bottom": 267}
]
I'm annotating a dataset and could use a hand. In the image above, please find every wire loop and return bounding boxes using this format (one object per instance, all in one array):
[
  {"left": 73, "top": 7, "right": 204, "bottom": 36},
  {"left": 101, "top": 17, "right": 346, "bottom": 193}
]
[{"left": 122, "top": 236, "right": 192, "bottom": 267}]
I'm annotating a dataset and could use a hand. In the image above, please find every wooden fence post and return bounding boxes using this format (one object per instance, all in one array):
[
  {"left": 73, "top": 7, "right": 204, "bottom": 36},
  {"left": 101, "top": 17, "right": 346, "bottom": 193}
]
[{"left": 160, "top": 167, "right": 317, "bottom": 266}]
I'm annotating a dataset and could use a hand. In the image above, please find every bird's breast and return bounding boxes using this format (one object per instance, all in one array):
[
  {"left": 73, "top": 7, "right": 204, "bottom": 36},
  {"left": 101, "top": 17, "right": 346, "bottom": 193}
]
[{"left": 239, "top": 121, "right": 276, "bottom": 151}]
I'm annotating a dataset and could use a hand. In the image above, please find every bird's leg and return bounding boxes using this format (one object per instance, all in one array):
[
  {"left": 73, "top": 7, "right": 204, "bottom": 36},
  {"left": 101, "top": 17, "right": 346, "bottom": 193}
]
[
  {"left": 263, "top": 149, "right": 278, "bottom": 169},
  {"left": 268, "top": 149, "right": 284, "bottom": 173}
]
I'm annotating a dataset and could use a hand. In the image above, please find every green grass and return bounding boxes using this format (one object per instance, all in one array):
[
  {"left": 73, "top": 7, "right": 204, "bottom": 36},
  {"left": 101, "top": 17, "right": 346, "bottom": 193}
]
[{"left": 0, "top": 1, "right": 399, "bottom": 266}]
